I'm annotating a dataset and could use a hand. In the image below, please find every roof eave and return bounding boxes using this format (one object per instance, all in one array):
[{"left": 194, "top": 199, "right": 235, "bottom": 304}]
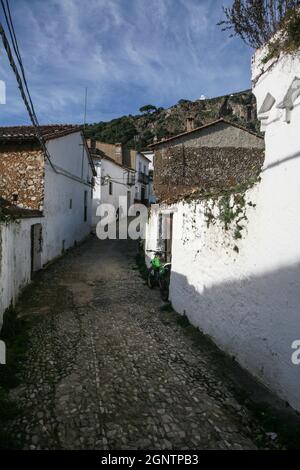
[{"left": 148, "top": 118, "right": 263, "bottom": 148}]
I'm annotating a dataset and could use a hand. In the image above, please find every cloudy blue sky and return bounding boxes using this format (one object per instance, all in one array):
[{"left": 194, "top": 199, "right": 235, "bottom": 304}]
[{"left": 0, "top": 0, "right": 253, "bottom": 126}]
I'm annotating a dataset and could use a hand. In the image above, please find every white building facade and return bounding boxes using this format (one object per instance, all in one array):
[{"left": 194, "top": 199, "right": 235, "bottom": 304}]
[
  {"left": 0, "top": 125, "right": 95, "bottom": 326},
  {"left": 42, "top": 130, "right": 94, "bottom": 264},
  {"left": 134, "top": 152, "right": 150, "bottom": 205},
  {"left": 92, "top": 155, "right": 135, "bottom": 227},
  {"left": 146, "top": 49, "right": 300, "bottom": 413}
]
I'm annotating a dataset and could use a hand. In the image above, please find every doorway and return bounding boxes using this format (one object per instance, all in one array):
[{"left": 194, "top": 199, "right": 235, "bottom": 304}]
[
  {"left": 158, "top": 213, "right": 173, "bottom": 262},
  {"left": 127, "top": 190, "right": 131, "bottom": 213},
  {"left": 141, "top": 186, "right": 145, "bottom": 204},
  {"left": 31, "top": 223, "right": 42, "bottom": 277}
]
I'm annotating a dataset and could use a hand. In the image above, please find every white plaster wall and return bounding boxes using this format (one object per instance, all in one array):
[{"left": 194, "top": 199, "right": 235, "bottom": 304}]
[
  {"left": 145, "top": 207, "right": 159, "bottom": 267},
  {"left": 92, "top": 158, "right": 135, "bottom": 227},
  {"left": 92, "top": 160, "right": 101, "bottom": 227},
  {"left": 135, "top": 153, "right": 149, "bottom": 201},
  {"left": 142, "top": 151, "right": 154, "bottom": 172},
  {"left": 42, "top": 132, "right": 93, "bottom": 264},
  {"left": 0, "top": 217, "right": 42, "bottom": 326},
  {"left": 101, "top": 159, "right": 134, "bottom": 210},
  {"left": 146, "top": 51, "right": 300, "bottom": 411}
]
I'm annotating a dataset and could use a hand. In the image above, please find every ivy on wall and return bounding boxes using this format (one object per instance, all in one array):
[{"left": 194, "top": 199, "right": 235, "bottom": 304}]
[
  {"left": 0, "top": 210, "right": 19, "bottom": 225},
  {"left": 262, "top": 10, "right": 300, "bottom": 63},
  {"left": 180, "top": 176, "right": 260, "bottom": 253},
  {"left": 204, "top": 190, "right": 257, "bottom": 253}
]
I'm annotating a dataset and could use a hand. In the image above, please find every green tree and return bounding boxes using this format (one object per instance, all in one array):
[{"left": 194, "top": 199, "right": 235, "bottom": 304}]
[
  {"left": 139, "top": 104, "right": 157, "bottom": 114},
  {"left": 218, "top": 0, "right": 300, "bottom": 48}
]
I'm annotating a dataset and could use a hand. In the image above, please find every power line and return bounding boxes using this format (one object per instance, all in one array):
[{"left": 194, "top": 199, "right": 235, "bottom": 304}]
[
  {"left": 0, "top": 1, "right": 93, "bottom": 186},
  {"left": 0, "top": 21, "right": 58, "bottom": 174},
  {"left": 1, "top": 0, "right": 39, "bottom": 128}
]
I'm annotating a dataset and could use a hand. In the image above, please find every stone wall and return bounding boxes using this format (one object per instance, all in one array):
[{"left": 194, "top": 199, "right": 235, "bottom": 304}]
[
  {"left": 154, "top": 146, "right": 264, "bottom": 203},
  {"left": 0, "top": 143, "right": 45, "bottom": 210}
]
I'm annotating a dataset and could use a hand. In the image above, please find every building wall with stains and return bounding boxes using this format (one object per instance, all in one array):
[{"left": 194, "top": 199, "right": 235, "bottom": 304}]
[
  {"left": 0, "top": 216, "right": 42, "bottom": 327},
  {"left": 146, "top": 52, "right": 300, "bottom": 411},
  {"left": 41, "top": 132, "right": 93, "bottom": 264},
  {"left": 153, "top": 122, "right": 264, "bottom": 204},
  {"left": 0, "top": 144, "right": 45, "bottom": 210}
]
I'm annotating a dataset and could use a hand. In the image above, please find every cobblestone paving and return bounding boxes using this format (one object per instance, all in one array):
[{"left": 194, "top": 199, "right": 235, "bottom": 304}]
[{"left": 7, "top": 236, "right": 261, "bottom": 449}]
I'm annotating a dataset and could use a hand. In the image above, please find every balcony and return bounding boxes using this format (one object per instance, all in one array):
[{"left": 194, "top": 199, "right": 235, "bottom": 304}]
[{"left": 138, "top": 172, "right": 149, "bottom": 184}]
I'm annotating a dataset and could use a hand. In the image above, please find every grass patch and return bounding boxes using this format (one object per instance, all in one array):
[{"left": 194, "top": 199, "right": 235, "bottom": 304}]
[
  {"left": 0, "top": 305, "right": 30, "bottom": 449},
  {"left": 175, "top": 313, "right": 191, "bottom": 328},
  {"left": 159, "top": 302, "right": 174, "bottom": 312},
  {"left": 236, "top": 397, "right": 300, "bottom": 450}
]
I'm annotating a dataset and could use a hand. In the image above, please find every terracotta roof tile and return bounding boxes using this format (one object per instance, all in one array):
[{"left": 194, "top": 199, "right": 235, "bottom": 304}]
[{"left": 0, "top": 124, "right": 82, "bottom": 142}]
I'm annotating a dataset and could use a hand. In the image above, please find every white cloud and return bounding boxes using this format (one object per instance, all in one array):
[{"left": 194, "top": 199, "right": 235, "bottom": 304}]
[{"left": 0, "top": 0, "right": 251, "bottom": 125}]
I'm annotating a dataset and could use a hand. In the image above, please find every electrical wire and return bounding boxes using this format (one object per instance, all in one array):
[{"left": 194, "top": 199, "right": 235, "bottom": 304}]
[
  {"left": 0, "top": 26, "right": 58, "bottom": 174},
  {"left": 0, "top": 4, "right": 94, "bottom": 188}
]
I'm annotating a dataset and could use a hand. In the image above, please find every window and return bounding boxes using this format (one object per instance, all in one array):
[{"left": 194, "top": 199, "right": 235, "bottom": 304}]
[
  {"left": 143, "top": 164, "right": 146, "bottom": 174},
  {"left": 109, "top": 181, "right": 113, "bottom": 195},
  {"left": 69, "top": 199, "right": 72, "bottom": 209},
  {"left": 84, "top": 191, "right": 87, "bottom": 222}
]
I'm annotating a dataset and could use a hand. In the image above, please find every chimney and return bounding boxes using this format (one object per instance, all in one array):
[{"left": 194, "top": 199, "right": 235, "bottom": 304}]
[
  {"left": 186, "top": 116, "right": 195, "bottom": 132},
  {"left": 115, "top": 143, "right": 123, "bottom": 165}
]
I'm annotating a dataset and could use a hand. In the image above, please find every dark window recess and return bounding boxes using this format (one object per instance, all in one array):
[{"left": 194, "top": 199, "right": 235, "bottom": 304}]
[
  {"left": 109, "top": 182, "right": 113, "bottom": 195},
  {"left": 84, "top": 190, "right": 87, "bottom": 222},
  {"left": 69, "top": 199, "right": 72, "bottom": 209}
]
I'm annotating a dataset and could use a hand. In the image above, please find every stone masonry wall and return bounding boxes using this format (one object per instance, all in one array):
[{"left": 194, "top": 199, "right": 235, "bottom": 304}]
[
  {"left": 0, "top": 144, "right": 45, "bottom": 210},
  {"left": 154, "top": 146, "right": 264, "bottom": 203}
]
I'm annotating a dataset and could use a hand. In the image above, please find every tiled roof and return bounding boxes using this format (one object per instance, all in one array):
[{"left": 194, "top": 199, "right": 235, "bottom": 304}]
[
  {"left": 148, "top": 118, "right": 263, "bottom": 148},
  {"left": 0, "top": 124, "right": 82, "bottom": 142},
  {"left": 90, "top": 148, "right": 135, "bottom": 172},
  {"left": 0, "top": 197, "right": 42, "bottom": 218}
]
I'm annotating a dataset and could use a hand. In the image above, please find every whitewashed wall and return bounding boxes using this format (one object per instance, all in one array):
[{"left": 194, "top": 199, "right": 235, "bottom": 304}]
[
  {"left": 42, "top": 132, "right": 93, "bottom": 264},
  {"left": 0, "top": 131, "right": 94, "bottom": 326},
  {"left": 145, "top": 206, "right": 159, "bottom": 266},
  {"left": 102, "top": 159, "right": 134, "bottom": 210},
  {"left": 92, "top": 160, "right": 101, "bottom": 227},
  {"left": 0, "top": 217, "right": 42, "bottom": 326},
  {"left": 146, "top": 50, "right": 300, "bottom": 411},
  {"left": 92, "top": 157, "right": 136, "bottom": 227},
  {"left": 135, "top": 153, "right": 149, "bottom": 201}
]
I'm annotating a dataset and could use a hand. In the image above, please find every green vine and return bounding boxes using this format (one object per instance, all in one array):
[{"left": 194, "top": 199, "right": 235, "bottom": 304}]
[
  {"left": 262, "top": 11, "right": 300, "bottom": 64},
  {"left": 0, "top": 209, "right": 19, "bottom": 225},
  {"left": 204, "top": 188, "right": 257, "bottom": 252}
]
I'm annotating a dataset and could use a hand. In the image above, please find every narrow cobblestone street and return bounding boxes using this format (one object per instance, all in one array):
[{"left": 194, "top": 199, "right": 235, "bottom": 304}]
[{"left": 6, "top": 236, "right": 262, "bottom": 450}]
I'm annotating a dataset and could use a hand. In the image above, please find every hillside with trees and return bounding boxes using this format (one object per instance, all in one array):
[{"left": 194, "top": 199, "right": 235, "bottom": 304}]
[{"left": 84, "top": 89, "right": 260, "bottom": 151}]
